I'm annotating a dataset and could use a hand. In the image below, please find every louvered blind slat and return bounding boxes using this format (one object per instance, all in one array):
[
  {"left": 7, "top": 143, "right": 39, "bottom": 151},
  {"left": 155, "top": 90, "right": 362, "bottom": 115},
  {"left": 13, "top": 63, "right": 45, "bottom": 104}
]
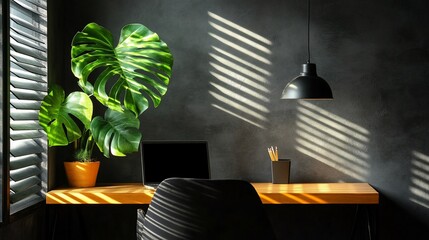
[
  {"left": 10, "top": 38, "right": 46, "bottom": 60},
  {"left": 10, "top": 185, "right": 42, "bottom": 204},
  {"left": 19, "top": 0, "right": 47, "bottom": 10},
  {"left": 10, "top": 129, "right": 43, "bottom": 140},
  {"left": 11, "top": 30, "right": 46, "bottom": 52},
  {"left": 27, "top": 0, "right": 47, "bottom": 9},
  {"left": 10, "top": 96, "right": 44, "bottom": 109},
  {"left": 10, "top": 10, "right": 47, "bottom": 35},
  {"left": 11, "top": 58, "right": 46, "bottom": 76},
  {"left": 10, "top": 154, "right": 43, "bottom": 169},
  {"left": 10, "top": 87, "right": 45, "bottom": 100},
  {"left": 11, "top": 51, "right": 46, "bottom": 68},
  {"left": 9, "top": 0, "right": 47, "bottom": 215},
  {"left": 10, "top": 195, "right": 44, "bottom": 215},
  {"left": 10, "top": 165, "right": 41, "bottom": 182},
  {"left": 10, "top": 101, "right": 42, "bottom": 110},
  {"left": 10, "top": 139, "right": 44, "bottom": 158},
  {"left": 10, "top": 176, "right": 41, "bottom": 193},
  {"left": 12, "top": 0, "right": 47, "bottom": 16},
  {"left": 11, "top": 120, "right": 43, "bottom": 130},
  {"left": 11, "top": 69, "right": 46, "bottom": 83},
  {"left": 10, "top": 25, "right": 45, "bottom": 45},
  {"left": 10, "top": 110, "right": 40, "bottom": 120},
  {"left": 11, "top": 76, "right": 47, "bottom": 92}
]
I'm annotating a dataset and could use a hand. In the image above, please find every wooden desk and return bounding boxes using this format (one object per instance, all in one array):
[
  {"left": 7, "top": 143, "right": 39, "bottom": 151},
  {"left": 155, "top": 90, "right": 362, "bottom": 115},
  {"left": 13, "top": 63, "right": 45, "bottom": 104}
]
[
  {"left": 46, "top": 182, "right": 378, "bottom": 205},
  {"left": 253, "top": 182, "right": 378, "bottom": 204}
]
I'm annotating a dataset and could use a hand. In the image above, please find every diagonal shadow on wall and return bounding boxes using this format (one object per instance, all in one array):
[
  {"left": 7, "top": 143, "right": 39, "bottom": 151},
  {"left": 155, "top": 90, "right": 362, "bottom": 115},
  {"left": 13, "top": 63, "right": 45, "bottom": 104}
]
[
  {"left": 294, "top": 101, "right": 371, "bottom": 181},
  {"left": 208, "top": 11, "right": 272, "bottom": 130},
  {"left": 410, "top": 151, "right": 429, "bottom": 209}
]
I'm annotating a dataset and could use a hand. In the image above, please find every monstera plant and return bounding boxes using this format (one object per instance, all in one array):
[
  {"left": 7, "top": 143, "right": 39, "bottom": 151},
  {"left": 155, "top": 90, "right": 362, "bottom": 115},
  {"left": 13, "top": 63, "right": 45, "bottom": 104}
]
[{"left": 38, "top": 23, "right": 173, "bottom": 187}]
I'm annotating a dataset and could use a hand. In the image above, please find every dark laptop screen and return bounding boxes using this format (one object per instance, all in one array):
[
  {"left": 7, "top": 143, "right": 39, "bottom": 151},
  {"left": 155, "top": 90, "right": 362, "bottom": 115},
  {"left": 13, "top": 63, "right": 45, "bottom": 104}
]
[{"left": 142, "top": 140, "right": 211, "bottom": 185}]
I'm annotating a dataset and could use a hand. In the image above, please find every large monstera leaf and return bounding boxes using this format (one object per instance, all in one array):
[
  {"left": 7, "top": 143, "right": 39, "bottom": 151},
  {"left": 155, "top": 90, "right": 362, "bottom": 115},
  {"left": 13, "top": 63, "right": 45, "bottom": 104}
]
[
  {"left": 71, "top": 22, "right": 173, "bottom": 117},
  {"left": 90, "top": 109, "right": 142, "bottom": 158},
  {"left": 39, "top": 84, "right": 93, "bottom": 147}
]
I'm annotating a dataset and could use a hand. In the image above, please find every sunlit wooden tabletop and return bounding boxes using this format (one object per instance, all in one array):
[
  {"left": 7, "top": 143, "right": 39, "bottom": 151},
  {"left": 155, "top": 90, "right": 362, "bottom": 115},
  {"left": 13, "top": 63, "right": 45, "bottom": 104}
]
[
  {"left": 46, "top": 182, "right": 379, "bottom": 205},
  {"left": 252, "top": 182, "right": 379, "bottom": 204}
]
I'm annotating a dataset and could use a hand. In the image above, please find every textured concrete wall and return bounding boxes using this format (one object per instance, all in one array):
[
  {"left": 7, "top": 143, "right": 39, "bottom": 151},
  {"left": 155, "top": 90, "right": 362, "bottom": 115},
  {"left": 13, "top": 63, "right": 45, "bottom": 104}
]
[{"left": 49, "top": 0, "right": 429, "bottom": 239}]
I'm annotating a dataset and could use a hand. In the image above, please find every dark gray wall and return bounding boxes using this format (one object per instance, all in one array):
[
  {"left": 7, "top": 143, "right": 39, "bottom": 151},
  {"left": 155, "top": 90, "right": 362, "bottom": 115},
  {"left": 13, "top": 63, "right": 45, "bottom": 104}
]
[
  {"left": 48, "top": 0, "right": 429, "bottom": 239},
  {"left": 0, "top": 206, "right": 46, "bottom": 240}
]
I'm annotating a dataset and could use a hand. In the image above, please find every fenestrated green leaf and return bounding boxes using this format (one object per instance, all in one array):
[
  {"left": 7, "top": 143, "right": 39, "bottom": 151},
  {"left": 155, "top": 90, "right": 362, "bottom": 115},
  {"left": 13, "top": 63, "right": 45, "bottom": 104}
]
[
  {"left": 38, "top": 84, "right": 93, "bottom": 147},
  {"left": 90, "top": 109, "right": 142, "bottom": 158},
  {"left": 71, "top": 22, "right": 173, "bottom": 117}
]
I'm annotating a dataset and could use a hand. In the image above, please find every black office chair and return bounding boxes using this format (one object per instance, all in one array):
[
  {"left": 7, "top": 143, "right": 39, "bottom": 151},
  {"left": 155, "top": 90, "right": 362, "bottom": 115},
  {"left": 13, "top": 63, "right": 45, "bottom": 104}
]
[{"left": 136, "top": 178, "right": 277, "bottom": 240}]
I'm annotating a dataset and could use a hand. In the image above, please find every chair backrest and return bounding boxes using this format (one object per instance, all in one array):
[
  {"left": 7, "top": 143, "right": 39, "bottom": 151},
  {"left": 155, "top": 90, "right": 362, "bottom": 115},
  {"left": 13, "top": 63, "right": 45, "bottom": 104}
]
[{"left": 139, "top": 177, "right": 277, "bottom": 240}]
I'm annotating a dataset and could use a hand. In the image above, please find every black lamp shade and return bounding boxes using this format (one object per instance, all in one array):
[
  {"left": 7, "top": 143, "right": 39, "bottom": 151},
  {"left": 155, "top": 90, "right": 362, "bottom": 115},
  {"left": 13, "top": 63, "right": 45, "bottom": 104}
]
[{"left": 281, "top": 63, "right": 333, "bottom": 100}]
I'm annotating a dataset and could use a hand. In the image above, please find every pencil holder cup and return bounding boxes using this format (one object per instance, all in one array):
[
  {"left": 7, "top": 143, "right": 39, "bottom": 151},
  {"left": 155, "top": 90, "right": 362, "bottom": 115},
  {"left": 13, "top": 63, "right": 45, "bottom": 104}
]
[{"left": 271, "top": 159, "right": 291, "bottom": 184}]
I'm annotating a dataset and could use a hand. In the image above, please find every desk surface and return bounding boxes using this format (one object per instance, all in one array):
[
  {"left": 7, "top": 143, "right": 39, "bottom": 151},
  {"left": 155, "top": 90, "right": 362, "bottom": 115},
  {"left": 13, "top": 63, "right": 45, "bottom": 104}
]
[
  {"left": 46, "top": 182, "right": 379, "bottom": 205},
  {"left": 252, "top": 182, "right": 378, "bottom": 204}
]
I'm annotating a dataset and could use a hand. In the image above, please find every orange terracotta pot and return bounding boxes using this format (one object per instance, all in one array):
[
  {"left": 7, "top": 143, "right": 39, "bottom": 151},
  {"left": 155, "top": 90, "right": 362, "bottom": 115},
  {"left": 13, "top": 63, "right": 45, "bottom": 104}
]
[{"left": 64, "top": 161, "right": 100, "bottom": 187}]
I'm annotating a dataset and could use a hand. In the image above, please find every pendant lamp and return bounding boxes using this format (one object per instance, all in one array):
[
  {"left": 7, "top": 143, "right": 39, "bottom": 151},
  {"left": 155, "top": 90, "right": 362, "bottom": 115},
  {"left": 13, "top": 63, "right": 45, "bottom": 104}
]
[{"left": 281, "top": 0, "right": 333, "bottom": 100}]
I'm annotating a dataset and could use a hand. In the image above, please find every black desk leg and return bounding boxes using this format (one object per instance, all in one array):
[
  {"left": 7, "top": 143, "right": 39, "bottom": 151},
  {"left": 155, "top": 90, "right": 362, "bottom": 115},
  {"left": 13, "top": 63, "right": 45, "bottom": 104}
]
[
  {"left": 366, "top": 204, "right": 378, "bottom": 240},
  {"left": 350, "top": 204, "right": 378, "bottom": 240}
]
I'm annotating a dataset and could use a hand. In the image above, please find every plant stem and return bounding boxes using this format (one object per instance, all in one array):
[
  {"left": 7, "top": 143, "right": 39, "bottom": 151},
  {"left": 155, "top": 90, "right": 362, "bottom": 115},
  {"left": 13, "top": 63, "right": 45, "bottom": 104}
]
[{"left": 75, "top": 129, "right": 95, "bottom": 162}]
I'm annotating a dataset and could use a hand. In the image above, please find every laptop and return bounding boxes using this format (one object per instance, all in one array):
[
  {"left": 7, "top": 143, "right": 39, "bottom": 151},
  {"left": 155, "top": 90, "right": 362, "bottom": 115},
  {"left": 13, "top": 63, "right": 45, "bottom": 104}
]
[{"left": 141, "top": 140, "right": 211, "bottom": 188}]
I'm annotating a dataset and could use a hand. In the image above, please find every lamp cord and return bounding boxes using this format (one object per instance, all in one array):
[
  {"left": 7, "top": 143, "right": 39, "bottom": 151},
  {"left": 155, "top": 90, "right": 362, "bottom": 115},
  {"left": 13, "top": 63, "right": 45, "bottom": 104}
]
[{"left": 307, "top": 0, "right": 311, "bottom": 63}]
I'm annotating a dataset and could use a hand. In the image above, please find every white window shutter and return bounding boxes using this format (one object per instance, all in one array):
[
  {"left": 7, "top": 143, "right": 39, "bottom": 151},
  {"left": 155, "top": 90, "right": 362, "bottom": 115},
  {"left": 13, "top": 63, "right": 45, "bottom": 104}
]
[{"left": 9, "top": 0, "right": 47, "bottom": 215}]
